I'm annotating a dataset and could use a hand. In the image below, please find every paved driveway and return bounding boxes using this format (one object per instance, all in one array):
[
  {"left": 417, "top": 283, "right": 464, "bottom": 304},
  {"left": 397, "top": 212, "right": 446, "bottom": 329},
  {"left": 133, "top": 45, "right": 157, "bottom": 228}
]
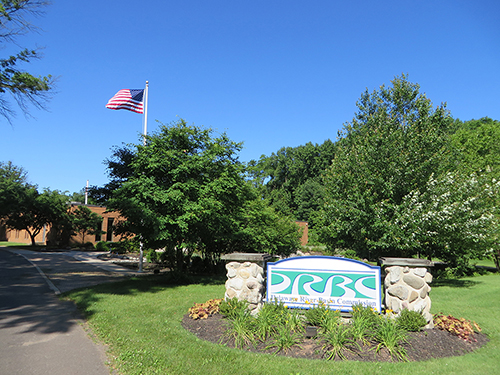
[{"left": 0, "top": 248, "right": 141, "bottom": 374}]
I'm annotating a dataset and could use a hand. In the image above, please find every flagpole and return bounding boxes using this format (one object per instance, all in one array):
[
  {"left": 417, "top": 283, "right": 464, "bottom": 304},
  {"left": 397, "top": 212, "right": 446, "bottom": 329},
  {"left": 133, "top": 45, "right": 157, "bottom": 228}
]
[
  {"left": 139, "top": 81, "right": 148, "bottom": 273},
  {"left": 143, "top": 81, "right": 149, "bottom": 145}
]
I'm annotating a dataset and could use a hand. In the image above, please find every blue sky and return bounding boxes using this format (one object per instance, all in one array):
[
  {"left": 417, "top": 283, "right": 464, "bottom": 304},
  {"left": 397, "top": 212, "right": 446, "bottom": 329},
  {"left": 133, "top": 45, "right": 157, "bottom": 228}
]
[{"left": 1, "top": 0, "right": 499, "bottom": 194}]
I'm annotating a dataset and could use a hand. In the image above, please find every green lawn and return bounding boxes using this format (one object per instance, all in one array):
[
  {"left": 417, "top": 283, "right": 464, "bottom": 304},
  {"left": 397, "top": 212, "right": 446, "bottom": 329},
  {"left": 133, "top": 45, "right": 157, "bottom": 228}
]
[
  {"left": 65, "top": 273, "right": 500, "bottom": 375},
  {"left": 0, "top": 241, "right": 32, "bottom": 247},
  {"left": 472, "top": 257, "right": 497, "bottom": 269}
]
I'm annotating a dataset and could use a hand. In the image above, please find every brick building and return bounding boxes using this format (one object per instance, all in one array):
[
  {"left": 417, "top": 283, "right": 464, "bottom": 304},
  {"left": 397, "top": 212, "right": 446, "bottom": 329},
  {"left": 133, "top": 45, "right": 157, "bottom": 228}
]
[{"left": 0, "top": 203, "right": 125, "bottom": 246}]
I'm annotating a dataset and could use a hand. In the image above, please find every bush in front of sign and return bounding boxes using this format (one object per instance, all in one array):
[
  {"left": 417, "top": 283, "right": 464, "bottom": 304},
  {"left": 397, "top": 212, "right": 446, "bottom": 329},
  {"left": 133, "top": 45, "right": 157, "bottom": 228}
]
[
  {"left": 305, "top": 302, "right": 341, "bottom": 329},
  {"left": 350, "top": 303, "right": 378, "bottom": 347},
  {"left": 396, "top": 308, "right": 427, "bottom": 332}
]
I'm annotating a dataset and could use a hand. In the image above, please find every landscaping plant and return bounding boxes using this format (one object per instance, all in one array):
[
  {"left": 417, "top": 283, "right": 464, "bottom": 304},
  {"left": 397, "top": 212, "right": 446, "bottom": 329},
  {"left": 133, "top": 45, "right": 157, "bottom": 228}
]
[
  {"left": 396, "top": 308, "right": 427, "bottom": 332},
  {"left": 266, "top": 322, "right": 303, "bottom": 354},
  {"left": 219, "top": 298, "right": 250, "bottom": 320},
  {"left": 222, "top": 311, "right": 256, "bottom": 349},
  {"left": 374, "top": 315, "right": 409, "bottom": 361},
  {"left": 433, "top": 313, "right": 481, "bottom": 342},
  {"left": 350, "top": 304, "right": 378, "bottom": 348},
  {"left": 188, "top": 299, "right": 223, "bottom": 320},
  {"left": 320, "top": 321, "right": 353, "bottom": 360}
]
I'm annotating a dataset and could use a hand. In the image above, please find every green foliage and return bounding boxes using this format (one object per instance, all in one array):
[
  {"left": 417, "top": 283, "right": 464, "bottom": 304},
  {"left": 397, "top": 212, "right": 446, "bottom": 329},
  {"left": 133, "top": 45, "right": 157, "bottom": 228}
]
[
  {"left": 451, "top": 117, "right": 500, "bottom": 179},
  {"left": 108, "top": 239, "right": 139, "bottom": 254},
  {"left": 266, "top": 323, "right": 303, "bottom": 354},
  {"left": 222, "top": 313, "right": 256, "bottom": 349},
  {"left": 350, "top": 303, "right": 379, "bottom": 346},
  {"left": 95, "top": 241, "right": 109, "bottom": 252},
  {"left": 233, "top": 199, "right": 301, "bottom": 257},
  {"left": 0, "top": 1, "right": 54, "bottom": 122},
  {"left": 83, "top": 241, "right": 95, "bottom": 250},
  {"left": 70, "top": 205, "right": 103, "bottom": 244},
  {"left": 450, "top": 117, "right": 500, "bottom": 271},
  {"left": 146, "top": 249, "right": 158, "bottom": 263},
  {"left": 396, "top": 309, "right": 427, "bottom": 332},
  {"left": 100, "top": 120, "right": 300, "bottom": 270},
  {"left": 304, "top": 302, "right": 340, "bottom": 329},
  {"left": 0, "top": 161, "right": 30, "bottom": 217},
  {"left": 318, "top": 75, "right": 497, "bottom": 268},
  {"left": 374, "top": 315, "right": 408, "bottom": 361},
  {"left": 391, "top": 172, "right": 499, "bottom": 272},
  {"left": 189, "top": 254, "right": 224, "bottom": 275},
  {"left": 284, "top": 309, "right": 306, "bottom": 333},
  {"left": 105, "top": 120, "right": 253, "bottom": 271},
  {"left": 219, "top": 298, "right": 250, "bottom": 320},
  {"left": 5, "top": 187, "right": 69, "bottom": 245},
  {"left": 70, "top": 188, "right": 98, "bottom": 205},
  {"left": 321, "top": 322, "right": 352, "bottom": 360},
  {"left": 220, "top": 300, "right": 256, "bottom": 349},
  {"left": 253, "top": 302, "right": 280, "bottom": 340},
  {"left": 248, "top": 140, "right": 336, "bottom": 222}
]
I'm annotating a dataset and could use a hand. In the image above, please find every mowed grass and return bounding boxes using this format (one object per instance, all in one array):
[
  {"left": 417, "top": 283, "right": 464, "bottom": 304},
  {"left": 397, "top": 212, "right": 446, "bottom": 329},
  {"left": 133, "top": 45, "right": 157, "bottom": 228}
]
[
  {"left": 0, "top": 241, "right": 33, "bottom": 247},
  {"left": 65, "top": 273, "right": 500, "bottom": 375}
]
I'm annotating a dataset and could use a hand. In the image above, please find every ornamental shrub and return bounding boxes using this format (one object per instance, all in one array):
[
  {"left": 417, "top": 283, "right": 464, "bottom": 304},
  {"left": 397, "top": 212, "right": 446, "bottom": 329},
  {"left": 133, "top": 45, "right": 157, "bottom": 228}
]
[
  {"left": 396, "top": 308, "right": 427, "bottom": 332},
  {"left": 95, "top": 241, "right": 109, "bottom": 252},
  {"left": 219, "top": 298, "right": 250, "bottom": 320}
]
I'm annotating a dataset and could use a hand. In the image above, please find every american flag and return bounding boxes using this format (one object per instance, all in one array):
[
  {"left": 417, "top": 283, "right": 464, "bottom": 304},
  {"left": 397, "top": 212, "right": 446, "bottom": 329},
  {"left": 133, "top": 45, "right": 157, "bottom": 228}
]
[{"left": 106, "top": 89, "right": 144, "bottom": 114}]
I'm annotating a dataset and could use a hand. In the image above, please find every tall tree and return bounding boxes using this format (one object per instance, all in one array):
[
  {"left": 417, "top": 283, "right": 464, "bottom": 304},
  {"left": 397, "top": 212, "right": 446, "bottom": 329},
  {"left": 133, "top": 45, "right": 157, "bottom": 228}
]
[
  {"left": 0, "top": 0, "right": 54, "bottom": 122},
  {"left": 249, "top": 139, "right": 336, "bottom": 221},
  {"left": 450, "top": 117, "right": 500, "bottom": 270},
  {"left": 70, "top": 205, "right": 103, "bottom": 244},
  {"left": 6, "top": 188, "right": 69, "bottom": 245},
  {"left": 318, "top": 75, "right": 454, "bottom": 260},
  {"left": 105, "top": 120, "right": 260, "bottom": 271},
  {"left": 390, "top": 172, "right": 499, "bottom": 274},
  {"left": 0, "top": 160, "right": 30, "bottom": 217},
  {"left": 451, "top": 117, "right": 500, "bottom": 178}
]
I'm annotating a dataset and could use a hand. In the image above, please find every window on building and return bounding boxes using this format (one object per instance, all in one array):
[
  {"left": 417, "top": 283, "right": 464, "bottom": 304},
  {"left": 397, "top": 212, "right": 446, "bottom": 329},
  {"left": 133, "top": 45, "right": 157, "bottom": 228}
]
[
  {"left": 95, "top": 221, "right": 102, "bottom": 242},
  {"left": 106, "top": 218, "right": 114, "bottom": 242}
]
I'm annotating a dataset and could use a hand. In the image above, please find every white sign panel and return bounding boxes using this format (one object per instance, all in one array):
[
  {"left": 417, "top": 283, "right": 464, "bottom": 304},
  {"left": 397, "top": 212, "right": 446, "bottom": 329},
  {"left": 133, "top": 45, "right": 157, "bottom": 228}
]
[{"left": 267, "top": 256, "right": 382, "bottom": 312}]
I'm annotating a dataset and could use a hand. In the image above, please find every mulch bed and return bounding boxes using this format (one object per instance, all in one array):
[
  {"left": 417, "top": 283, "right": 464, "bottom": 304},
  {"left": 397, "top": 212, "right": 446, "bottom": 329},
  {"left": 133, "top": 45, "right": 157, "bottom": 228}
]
[{"left": 182, "top": 314, "right": 489, "bottom": 362}]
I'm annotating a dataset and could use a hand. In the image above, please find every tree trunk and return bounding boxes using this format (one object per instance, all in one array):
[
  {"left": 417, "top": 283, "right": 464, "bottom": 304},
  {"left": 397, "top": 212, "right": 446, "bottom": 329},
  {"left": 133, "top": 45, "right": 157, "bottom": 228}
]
[
  {"left": 27, "top": 228, "right": 41, "bottom": 246},
  {"left": 29, "top": 232, "right": 36, "bottom": 246}
]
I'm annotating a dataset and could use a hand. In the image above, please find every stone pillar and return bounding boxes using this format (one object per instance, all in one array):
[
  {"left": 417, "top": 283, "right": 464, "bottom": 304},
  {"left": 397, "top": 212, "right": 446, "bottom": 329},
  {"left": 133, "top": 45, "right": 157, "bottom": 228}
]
[
  {"left": 384, "top": 265, "right": 434, "bottom": 328},
  {"left": 225, "top": 261, "right": 265, "bottom": 315}
]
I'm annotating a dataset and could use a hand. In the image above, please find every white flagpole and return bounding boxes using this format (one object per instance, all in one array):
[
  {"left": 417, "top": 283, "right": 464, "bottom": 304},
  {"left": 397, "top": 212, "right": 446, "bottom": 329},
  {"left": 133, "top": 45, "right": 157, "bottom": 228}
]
[
  {"left": 143, "top": 81, "right": 149, "bottom": 145},
  {"left": 139, "top": 81, "right": 148, "bottom": 273}
]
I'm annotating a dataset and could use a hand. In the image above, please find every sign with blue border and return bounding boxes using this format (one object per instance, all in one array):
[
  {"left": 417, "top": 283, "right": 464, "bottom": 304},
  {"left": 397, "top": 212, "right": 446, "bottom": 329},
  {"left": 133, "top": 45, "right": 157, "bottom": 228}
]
[{"left": 267, "top": 256, "right": 381, "bottom": 312}]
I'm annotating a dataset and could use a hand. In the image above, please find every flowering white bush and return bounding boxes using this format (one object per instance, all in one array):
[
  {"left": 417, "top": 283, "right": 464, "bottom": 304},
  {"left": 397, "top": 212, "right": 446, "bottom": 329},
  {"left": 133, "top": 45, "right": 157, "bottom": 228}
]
[{"left": 390, "top": 172, "right": 499, "bottom": 273}]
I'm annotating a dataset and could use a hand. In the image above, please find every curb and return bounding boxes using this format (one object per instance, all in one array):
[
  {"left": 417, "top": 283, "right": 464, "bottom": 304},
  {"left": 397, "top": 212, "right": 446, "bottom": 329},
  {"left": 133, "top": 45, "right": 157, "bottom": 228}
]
[{"left": 13, "top": 251, "right": 62, "bottom": 295}]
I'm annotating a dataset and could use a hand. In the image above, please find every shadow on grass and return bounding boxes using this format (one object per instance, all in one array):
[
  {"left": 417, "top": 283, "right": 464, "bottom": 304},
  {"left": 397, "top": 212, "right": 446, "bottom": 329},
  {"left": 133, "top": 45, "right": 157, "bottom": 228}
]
[
  {"left": 432, "top": 278, "right": 482, "bottom": 288},
  {"left": 62, "top": 272, "right": 226, "bottom": 319}
]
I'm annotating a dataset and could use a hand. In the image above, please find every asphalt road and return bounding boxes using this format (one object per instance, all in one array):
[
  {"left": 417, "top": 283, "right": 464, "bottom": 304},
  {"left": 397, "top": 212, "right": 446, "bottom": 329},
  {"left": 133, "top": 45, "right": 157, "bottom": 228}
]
[{"left": 0, "top": 249, "right": 116, "bottom": 375}]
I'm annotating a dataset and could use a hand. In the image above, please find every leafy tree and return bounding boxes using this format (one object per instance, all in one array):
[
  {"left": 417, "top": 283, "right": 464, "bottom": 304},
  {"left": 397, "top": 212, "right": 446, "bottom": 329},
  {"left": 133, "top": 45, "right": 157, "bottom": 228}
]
[
  {"left": 70, "top": 188, "right": 97, "bottom": 205},
  {"left": 450, "top": 117, "right": 500, "bottom": 178},
  {"left": 233, "top": 199, "right": 301, "bottom": 256},
  {"left": 389, "top": 172, "right": 499, "bottom": 274},
  {"left": 0, "top": 160, "right": 30, "bottom": 217},
  {"left": 104, "top": 120, "right": 266, "bottom": 271},
  {"left": 450, "top": 117, "right": 500, "bottom": 270},
  {"left": 70, "top": 205, "right": 103, "bottom": 244},
  {"left": 318, "top": 75, "right": 454, "bottom": 260},
  {"left": 249, "top": 139, "right": 336, "bottom": 221},
  {"left": 6, "top": 188, "right": 69, "bottom": 245},
  {"left": 0, "top": 0, "right": 54, "bottom": 122},
  {"left": 88, "top": 145, "right": 135, "bottom": 204}
]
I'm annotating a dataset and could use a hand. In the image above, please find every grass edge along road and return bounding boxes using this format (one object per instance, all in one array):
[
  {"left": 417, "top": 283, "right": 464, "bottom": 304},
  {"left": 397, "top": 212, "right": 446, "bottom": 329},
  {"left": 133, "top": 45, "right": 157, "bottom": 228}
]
[{"left": 65, "top": 273, "right": 499, "bottom": 375}]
